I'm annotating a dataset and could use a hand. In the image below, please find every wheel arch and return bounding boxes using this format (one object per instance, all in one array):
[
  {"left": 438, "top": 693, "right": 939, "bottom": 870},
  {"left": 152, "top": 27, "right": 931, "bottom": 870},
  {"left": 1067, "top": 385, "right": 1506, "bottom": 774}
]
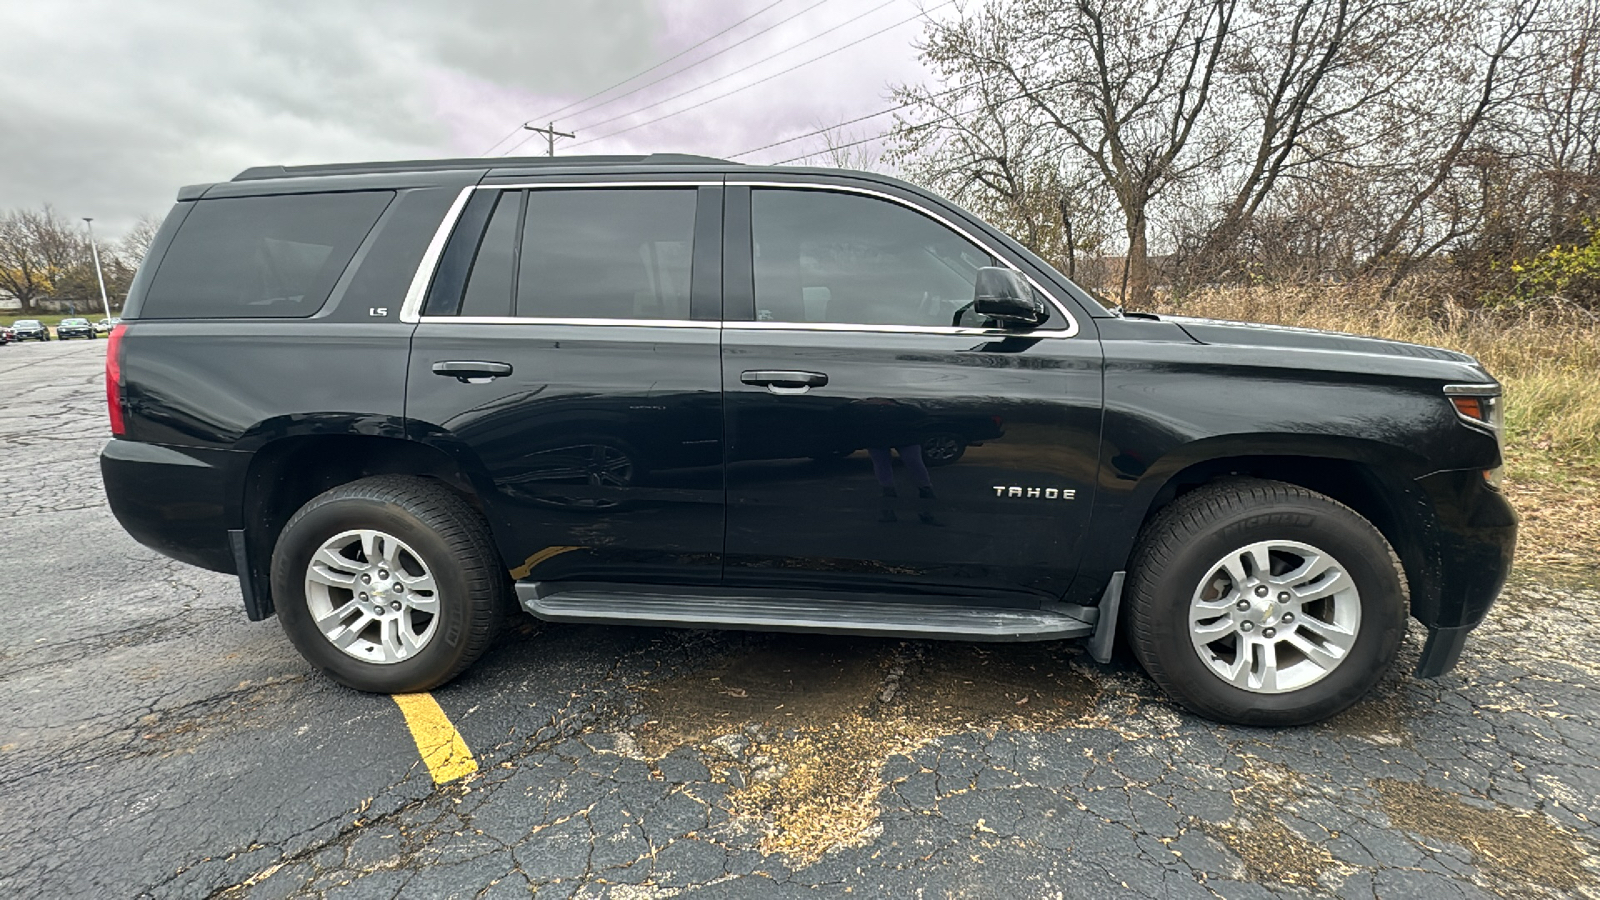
[
  {"left": 235, "top": 434, "right": 499, "bottom": 618},
  {"left": 1123, "top": 444, "right": 1439, "bottom": 627}
]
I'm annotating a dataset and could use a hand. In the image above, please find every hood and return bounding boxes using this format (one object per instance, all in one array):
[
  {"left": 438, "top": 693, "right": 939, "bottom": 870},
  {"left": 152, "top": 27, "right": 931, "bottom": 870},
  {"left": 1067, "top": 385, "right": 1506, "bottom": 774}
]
[{"left": 1163, "top": 315, "right": 1477, "bottom": 364}]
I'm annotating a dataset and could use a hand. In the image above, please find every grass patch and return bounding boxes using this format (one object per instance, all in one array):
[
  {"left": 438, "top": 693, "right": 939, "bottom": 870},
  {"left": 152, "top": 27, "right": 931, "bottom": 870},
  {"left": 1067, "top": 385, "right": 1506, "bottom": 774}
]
[{"left": 2, "top": 313, "right": 88, "bottom": 328}]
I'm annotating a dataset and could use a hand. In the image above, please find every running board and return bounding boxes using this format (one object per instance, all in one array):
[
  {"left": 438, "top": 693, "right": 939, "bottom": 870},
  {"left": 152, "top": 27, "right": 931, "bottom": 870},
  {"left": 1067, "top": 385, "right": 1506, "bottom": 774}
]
[{"left": 516, "top": 584, "right": 1097, "bottom": 642}]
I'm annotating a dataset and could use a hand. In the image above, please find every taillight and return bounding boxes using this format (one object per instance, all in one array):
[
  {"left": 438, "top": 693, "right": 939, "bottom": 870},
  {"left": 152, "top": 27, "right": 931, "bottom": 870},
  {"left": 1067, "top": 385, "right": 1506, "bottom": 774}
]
[{"left": 106, "top": 323, "right": 127, "bottom": 435}]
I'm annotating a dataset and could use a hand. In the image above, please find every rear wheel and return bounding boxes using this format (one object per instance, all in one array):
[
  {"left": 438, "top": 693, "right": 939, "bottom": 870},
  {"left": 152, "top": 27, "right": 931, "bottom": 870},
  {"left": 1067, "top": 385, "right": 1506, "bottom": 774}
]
[
  {"left": 271, "top": 475, "right": 507, "bottom": 693},
  {"left": 1125, "top": 478, "right": 1407, "bottom": 726}
]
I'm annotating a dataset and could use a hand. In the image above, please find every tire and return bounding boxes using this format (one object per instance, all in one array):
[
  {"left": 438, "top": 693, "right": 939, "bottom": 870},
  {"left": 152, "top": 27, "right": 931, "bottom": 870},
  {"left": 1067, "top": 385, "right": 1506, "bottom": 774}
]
[
  {"left": 271, "top": 475, "right": 508, "bottom": 693},
  {"left": 1125, "top": 478, "right": 1407, "bottom": 727},
  {"left": 920, "top": 433, "right": 967, "bottom": 466}
]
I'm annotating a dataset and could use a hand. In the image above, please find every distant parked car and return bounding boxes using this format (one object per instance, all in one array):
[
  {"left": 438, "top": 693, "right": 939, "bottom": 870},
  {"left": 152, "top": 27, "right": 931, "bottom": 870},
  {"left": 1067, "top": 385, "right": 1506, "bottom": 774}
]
[
  {"left": 11, "top": 320, "right": 49, "bottom": 341},
  {"left": 94, "top": 317, "right": 120, "bottom": 335},
  {"left": 56, "top": 317, "right": 96, "bottom": 340},
  {"left": 0, "top": 324, "right": 15, "bottom": 344}
]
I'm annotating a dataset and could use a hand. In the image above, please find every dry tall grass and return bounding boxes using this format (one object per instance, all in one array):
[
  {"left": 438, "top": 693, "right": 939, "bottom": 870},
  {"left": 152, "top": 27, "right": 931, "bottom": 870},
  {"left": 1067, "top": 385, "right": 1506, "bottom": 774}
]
[{"left": 1145, "top": 283, "right": 1600, "bottom": 571}]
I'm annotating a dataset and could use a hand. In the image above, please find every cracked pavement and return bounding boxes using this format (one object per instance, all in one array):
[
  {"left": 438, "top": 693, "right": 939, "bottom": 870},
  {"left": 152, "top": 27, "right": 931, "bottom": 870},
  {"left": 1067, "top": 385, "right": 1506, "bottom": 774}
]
[{"left": 1, "top": 339, "right": 1597, "bottom": 898}]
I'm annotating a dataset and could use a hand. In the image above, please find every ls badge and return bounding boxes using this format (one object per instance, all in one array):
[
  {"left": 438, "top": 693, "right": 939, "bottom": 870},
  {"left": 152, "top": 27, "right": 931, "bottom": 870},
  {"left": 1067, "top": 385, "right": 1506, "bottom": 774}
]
[{"left": 992, "top": 486, "right": 1077, "bottom": 500}]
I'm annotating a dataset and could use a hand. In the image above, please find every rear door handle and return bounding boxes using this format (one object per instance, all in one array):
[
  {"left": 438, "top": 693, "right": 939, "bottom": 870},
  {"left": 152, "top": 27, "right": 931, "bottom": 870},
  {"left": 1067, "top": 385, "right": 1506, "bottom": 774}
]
[
  {"left": 740, "top": 370, "right": 828, "bottom": 394},
  {"left": 432, "top": 360, "right": 513, "bottom": 383}
]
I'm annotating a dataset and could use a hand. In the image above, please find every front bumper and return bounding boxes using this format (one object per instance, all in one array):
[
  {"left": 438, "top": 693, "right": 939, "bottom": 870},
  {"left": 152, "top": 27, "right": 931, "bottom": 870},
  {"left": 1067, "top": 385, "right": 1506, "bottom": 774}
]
[{"left": 1411, "top": 468, "right": 1517, "bottom": 677}]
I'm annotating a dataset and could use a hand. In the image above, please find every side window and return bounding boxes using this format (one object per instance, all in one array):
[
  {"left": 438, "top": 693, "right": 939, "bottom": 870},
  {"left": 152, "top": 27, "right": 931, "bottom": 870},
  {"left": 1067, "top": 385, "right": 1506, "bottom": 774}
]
[
  {"left": 141, "top": 191, "right": 393, "bottom": 318},
  {"left": 516, "top": 189, "right": 696, "bottom": 320},
  {"left": 459, "top": 192, "right": 521, "bottom": 318},
  {"left": 751, "top": 189, "right": 995, "bottom": 328}
]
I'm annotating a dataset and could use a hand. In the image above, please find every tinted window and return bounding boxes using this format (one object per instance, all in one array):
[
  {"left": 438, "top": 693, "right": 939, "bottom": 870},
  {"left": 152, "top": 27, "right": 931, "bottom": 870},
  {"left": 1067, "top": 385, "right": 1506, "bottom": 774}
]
[
  {"left": 752, "top": 189, "right": 995, "bottom": 328},
  {"left": 459, "top": 191, "right": 521, "bottom": 318},
  {"left": 515, "top": 189, "right": 696, "bottom": 320},
  {"left": 142, "top": 191, "right": 392, "bottom": 318}
]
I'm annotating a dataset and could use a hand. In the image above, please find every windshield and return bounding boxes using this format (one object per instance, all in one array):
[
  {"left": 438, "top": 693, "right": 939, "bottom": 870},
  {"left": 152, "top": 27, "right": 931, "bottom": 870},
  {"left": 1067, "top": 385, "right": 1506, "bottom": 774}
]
[
  {"left": 63, "top": 319, "right": 88, "bottom": 325},
  {"left": 16, "top": 320, "right": 40, "bottom": 327}
]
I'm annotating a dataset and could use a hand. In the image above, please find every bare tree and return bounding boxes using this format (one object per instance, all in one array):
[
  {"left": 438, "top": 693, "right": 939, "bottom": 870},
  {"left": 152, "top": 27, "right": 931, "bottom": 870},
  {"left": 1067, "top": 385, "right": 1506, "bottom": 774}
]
[
  {"left": 887, "top": 45, "right": 1116, "bottom": 283},
  {"left": 1360, "top": 0, "right": 1545, "bottom": 284},
  {"left": 893, "top": 0, "right": 1238, "bottom": 303},
  {"left": 0, "top": 206, "right": 87, "bottom": 314},
  {"left": 1189, "top": 0, "right": 1436, "bottom": 279},
  {"left": 118, "top": 215, "right": 164, "bottom": 268}
]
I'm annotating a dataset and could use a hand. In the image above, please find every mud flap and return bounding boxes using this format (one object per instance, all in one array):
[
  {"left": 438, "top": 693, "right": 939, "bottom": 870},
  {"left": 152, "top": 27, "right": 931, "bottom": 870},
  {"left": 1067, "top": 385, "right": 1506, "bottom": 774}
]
[
  {"left": 1415, "top": 624, "right": 1472, "bottom": 678},
  {"left": 1087, "top": 571, "right": 1125, "bottom": 664},
  {"left": 229, "top": 528, "right": 275, "bottom": 621}
]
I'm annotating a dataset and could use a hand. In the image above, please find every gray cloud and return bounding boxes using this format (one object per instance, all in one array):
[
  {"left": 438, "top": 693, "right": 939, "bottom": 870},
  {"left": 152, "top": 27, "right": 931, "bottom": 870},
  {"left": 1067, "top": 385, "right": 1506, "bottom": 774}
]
[{"left": 0, "top": 0, "right": 935, "bottom": 241}]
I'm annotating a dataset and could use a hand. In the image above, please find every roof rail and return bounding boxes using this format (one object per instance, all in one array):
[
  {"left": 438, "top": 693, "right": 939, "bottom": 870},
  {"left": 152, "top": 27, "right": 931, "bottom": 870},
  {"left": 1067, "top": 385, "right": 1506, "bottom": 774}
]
[{"left": 232, "top": 153, "right": 737, "bottom": 182}]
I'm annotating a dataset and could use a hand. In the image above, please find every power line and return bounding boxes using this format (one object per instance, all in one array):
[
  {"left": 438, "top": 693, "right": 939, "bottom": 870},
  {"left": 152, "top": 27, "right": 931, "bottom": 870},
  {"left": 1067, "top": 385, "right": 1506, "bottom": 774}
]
[
  {"left": 498, "top": 0, "right": 837, "bottom": 156},
  {"left": 481, "top": 0, "right": 791, "bottom": 156},
  {"left": 551, "top": 2, "right": 796, "bottom": 125},
  {"left": 566, "top": 0, "right": 953, "bottom": 152},
  {"left": 567, "top": 0, "right": 902, "bottom": 137},
  {"left": 731, "top": 2, "right": 1222, "bottom": 161},
  {"left": 731, "top": 98, "right": 920, "bottom": 160},
  {"left": 764, "top": 2, "right": 1309, "bottom": 166}
]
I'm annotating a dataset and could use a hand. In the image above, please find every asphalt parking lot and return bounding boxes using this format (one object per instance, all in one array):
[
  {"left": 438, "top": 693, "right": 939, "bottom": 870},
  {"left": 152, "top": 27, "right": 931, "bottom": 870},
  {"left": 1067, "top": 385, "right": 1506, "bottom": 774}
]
[{"left": 1, "top": 339, "right": 1597, "bottom": 899}]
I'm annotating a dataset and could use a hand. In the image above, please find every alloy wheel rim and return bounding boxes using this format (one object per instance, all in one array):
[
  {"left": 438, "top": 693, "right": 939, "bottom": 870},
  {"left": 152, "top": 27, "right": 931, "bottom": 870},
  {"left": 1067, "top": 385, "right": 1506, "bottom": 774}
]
[
  {"left": 1187, "top": 539, "right": 1361, "bottom": 693},
  {"left": 304, "top": 529, "right": 440, "bottom": 664},
  {"left": 924, "top": 436, "right": 960, "bottom": 461}
]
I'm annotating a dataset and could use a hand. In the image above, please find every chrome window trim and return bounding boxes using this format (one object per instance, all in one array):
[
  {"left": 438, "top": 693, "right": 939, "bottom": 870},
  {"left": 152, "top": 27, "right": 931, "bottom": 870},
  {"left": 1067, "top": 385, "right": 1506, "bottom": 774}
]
[
  {"left": 723, "top": 321, "right": 1065, "bottom": 339},
  {"left": 399, "top": 181, "right": 718, "bottom": 324},
  {"left": 731, "top": 180, "right": 1080, "bottom": 339},
  {"left": 400, "top": 178, "right": 1083, "bottom": 340},
  {"left": 476, "top": 180, "right": 721, "bottom": 190},
  {"left": 400, "top": 185, "right": 475, "bottom": 324},
  {"left": 418, "top": 315, "right": 718, "bottom": 329}
]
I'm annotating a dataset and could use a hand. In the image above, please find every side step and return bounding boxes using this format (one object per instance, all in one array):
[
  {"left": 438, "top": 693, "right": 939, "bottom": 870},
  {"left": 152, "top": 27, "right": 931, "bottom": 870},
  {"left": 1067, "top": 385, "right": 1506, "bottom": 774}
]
[{"left": 516, "top": 583, "right": 1097, "bottom": 642}]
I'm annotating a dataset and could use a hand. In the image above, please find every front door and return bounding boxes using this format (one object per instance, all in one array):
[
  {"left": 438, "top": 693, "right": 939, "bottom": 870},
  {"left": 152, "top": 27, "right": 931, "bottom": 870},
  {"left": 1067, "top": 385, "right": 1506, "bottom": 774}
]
[
  {"left": 720, "top": 185, "right": 1103, "bottom": 602},
  {"left": 406, "top": 182, "right": 726, "bottom": 586}
]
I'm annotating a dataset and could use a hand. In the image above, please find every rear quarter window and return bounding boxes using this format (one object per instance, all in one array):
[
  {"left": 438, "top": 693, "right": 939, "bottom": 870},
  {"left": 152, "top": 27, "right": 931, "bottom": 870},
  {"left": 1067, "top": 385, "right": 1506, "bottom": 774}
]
[{"left": 140, "top": 191, "right": 393, "bottom": 318}]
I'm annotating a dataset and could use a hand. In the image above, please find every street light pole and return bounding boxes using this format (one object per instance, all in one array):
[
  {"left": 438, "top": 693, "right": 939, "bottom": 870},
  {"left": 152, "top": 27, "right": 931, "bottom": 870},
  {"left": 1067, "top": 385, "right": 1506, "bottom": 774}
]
[{"left": 83, "top": 218, "right": 113, "bottom": 321}]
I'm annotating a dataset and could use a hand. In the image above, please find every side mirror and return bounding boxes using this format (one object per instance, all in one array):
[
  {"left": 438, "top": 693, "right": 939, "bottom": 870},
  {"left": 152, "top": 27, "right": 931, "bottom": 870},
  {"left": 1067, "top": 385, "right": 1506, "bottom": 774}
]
[{"left": 973, "top": 267, "right": 1048, "bottom": 328}]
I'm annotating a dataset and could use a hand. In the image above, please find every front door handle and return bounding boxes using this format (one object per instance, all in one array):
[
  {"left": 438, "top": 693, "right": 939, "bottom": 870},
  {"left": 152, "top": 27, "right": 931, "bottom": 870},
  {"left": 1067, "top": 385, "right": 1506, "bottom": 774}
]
[
  {"left": 433, "top": 360, "right": 513, "bottom": 383},
  {"left": 740, "top": 370, "right": 828, "bottom": 394}
]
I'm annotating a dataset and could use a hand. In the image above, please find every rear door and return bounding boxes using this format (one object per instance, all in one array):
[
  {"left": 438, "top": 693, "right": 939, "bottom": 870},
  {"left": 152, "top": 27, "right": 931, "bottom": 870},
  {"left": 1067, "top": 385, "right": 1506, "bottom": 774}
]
[
  {"left": 405, "top": 180, "right": 726, "bottom": 586},
  {"left": 720, "top": 183, "right": 1103, "bottom": 602}
]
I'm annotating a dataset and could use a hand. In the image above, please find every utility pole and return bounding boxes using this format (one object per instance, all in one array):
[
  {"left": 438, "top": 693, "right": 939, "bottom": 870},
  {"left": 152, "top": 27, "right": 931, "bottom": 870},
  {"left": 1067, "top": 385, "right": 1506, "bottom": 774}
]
[
  {"left": 522, "top": 121, "right": 575, "bottom": 157},
  {"left": 83, "top": 218, "right": 113, "bottom": 320}
]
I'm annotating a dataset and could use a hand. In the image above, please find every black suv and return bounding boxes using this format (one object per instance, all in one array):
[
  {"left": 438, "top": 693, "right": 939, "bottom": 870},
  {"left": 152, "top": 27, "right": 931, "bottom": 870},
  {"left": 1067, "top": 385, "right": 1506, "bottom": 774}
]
[{"left": 99, "top": 155, "right": 1515, "bottom": 726}]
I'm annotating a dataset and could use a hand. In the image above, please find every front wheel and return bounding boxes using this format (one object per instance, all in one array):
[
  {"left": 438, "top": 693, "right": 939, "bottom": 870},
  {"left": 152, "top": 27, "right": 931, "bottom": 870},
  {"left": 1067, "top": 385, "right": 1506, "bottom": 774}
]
[
  {"left": 920, "top": 433, "right": 967, "bottom": 466},
  {"left": 1125, "top": 478, "right": 1407, "bottom": 726},
  {"left": 271, "top": 475, "right": 508, "bottom": 693}
]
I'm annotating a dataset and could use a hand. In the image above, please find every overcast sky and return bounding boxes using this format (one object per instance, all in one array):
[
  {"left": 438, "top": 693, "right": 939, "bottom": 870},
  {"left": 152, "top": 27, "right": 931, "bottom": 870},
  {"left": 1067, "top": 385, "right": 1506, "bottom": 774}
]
[{"left": 0, "top": 0, "right": 947, "bottom": 241}]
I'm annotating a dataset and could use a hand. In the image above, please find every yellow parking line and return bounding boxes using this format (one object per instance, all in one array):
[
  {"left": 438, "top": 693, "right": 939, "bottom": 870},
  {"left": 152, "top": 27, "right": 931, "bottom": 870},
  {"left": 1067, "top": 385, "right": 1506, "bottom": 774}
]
[{"left": 391, "top": 692, "right": 478, "bottom": 784}]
